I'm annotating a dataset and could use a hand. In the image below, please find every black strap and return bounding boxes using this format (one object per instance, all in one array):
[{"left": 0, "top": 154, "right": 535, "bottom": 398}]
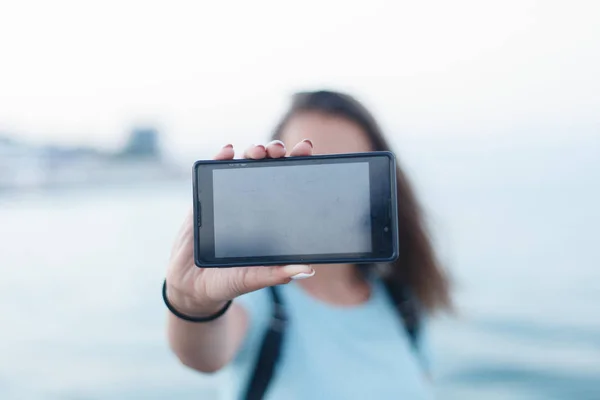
[
  {"left": 241, "top": 286, "right": 287, "bottom": 400},
  {"left": 381, "top": 279, "right": 421, "bottom": 352},
  {"left": 242, "top": 280, "right": 420, "bottom": 400}
]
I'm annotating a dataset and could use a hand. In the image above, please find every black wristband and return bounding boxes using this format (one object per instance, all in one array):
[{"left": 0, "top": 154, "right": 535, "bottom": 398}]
[{"left": 162, "top": 279, "right": 232, "bottom": 323}]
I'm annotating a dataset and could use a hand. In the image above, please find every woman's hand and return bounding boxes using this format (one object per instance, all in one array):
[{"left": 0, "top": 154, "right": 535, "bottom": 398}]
[{"left": 165, "top": 140, "right": 315, "bottom": 317}]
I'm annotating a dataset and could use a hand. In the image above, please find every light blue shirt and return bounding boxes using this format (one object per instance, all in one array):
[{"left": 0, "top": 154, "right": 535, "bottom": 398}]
[{"left": 228, "top": 279, "right": 434, "bottom": 399}]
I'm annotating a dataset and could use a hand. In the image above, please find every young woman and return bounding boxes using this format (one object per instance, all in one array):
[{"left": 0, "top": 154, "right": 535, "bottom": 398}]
[{"left": 164, "top": 90, "right": 452, "bottom": 399}]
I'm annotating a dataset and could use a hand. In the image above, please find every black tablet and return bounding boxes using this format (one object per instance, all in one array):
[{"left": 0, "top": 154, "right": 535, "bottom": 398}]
[{"left": 193, "top": 151, "right": 399, "bottom": 267}]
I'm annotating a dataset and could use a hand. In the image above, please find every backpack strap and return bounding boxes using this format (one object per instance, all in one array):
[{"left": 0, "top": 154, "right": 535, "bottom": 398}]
[
  {"left": 381, "top": 279, "right": 421, "bottom": 353},
  {"left": 241, "top": 286, "right": 287, "bottom": 400},
  {"left": 242, "top": 280, "right": 421, "bottom": 400}
]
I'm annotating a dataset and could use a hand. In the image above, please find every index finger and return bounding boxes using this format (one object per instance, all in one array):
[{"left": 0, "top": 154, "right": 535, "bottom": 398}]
[{"left": 288, "top": 139, "right": 314, "bottom": 157}]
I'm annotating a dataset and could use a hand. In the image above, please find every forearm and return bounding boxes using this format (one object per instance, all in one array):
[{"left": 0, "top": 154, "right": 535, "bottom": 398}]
[{"left": 166, "top": 290, "right": 248, "bottom": 373}]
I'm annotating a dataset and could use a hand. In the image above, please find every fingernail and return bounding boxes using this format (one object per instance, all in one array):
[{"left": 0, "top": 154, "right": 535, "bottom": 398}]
[
  {"left": 302, "top": 139, "right": 313, "bottom": 148},
  {"left": 253, "top": 144, "right": 266, "bottom": 151},
  {"left": 282, "top": 264, "right": 314, "bottom": 277},
  {"left": 291, "top": 270, "right": 316, "bottom": 280},
  {"left": 223, "top": 144, "right": 233, "bottom": 149},
  {"left": 267, "top": 140, "right": 286, "bottom": 149}
]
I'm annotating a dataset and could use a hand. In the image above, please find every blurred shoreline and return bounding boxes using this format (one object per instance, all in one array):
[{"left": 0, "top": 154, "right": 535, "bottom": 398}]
[{"left": 0, "top": 127, "right": 188, "bottom": 195}]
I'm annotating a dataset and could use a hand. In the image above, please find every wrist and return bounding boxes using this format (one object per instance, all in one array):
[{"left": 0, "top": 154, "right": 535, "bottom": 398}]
[{"left": 165, "top": 283, "right": 230, "bottom": 318}]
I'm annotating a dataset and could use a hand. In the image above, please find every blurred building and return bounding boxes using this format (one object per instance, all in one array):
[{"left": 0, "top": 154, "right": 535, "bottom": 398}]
[
  {"left": 0, "top": 127, "right": 185, "bottom": 193},
  {"left": 117, "top": 127, "right": 161, "bottom": 160}
]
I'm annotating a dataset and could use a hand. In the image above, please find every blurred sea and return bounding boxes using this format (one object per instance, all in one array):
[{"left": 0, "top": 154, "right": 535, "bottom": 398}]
[{"left": 0, "top": 135, "right": 599, "bottom": 399}]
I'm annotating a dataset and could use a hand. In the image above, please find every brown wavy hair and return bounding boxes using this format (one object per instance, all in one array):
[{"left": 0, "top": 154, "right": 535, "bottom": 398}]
[{"left": 271, "top": 90, "right": 452, "bottom": 314}]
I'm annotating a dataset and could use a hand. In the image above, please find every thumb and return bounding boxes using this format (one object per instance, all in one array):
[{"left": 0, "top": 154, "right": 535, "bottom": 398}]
[
  {"left": 278, "top": 264, "right": 316, "bottom": 281},
  {"left": 241, "top": 264, "right": 315, "bottom": 293}
]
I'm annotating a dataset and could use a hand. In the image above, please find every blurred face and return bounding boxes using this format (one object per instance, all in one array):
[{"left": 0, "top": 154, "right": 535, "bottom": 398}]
[{"left": 278, "top": 112, "right": 373, "bottom": 154}]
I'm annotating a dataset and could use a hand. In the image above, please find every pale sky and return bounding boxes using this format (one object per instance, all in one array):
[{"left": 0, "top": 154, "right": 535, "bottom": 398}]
[{"left": 0, "top": 0, "right": 598, "bottom": 156}]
